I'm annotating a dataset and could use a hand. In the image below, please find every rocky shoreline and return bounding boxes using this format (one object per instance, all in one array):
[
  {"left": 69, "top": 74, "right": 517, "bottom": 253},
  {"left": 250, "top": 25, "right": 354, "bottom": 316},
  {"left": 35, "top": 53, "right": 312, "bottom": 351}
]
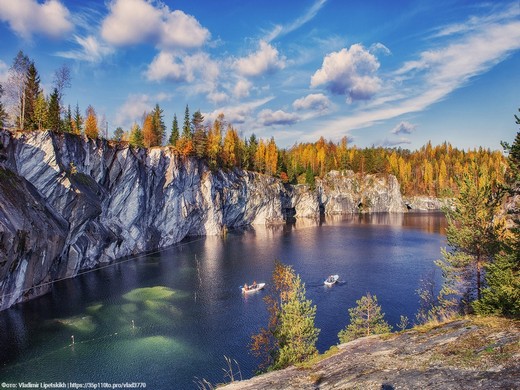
[{"left": 0, "top": 130, "right": 442, "bottom": 310}]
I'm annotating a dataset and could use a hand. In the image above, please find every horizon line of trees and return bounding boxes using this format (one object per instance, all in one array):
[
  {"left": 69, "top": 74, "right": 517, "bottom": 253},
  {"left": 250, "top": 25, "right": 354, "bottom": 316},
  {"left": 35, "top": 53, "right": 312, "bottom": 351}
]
[{"left": 0, "top": 51, "right": 508, "bottom": 198}]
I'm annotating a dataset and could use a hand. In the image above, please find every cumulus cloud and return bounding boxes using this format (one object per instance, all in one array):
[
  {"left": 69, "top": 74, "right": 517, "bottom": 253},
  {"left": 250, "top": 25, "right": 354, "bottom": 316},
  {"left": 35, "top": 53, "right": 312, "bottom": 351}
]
[
  {"left": 101, "top": 0, "right": 210, "bottom": 49},
  {"left": 235, "top": 40, "right": 286, "bottom": 77},
  {"left": 0, "top": 0, "right": 73, "bottom": 39},
  {"left": 56, "top": 35, "right": 114, "bottom": 63},
  {"left": 115, "top": 93, "right": 170, "bottom": 128},
  {"left": 310, "top": 44, "right": 382, "bottom": 102},
  {"left": 146, "top": 51, "right": 219, "bottom": 84},
  {"left": 391, "top": 121, "right": 416, "bottom": 135},
  {"left": 233, "top": 79, "right": 252, "bottom": 98},
  {"left": 258, "top": 109, "right": 299, "bottom": 126},
  {"left": 292, "top": 93, "right": 330, "bottom": 111},
  {"left": 204, "top": 97, "right": 273, "bottom": 125}
]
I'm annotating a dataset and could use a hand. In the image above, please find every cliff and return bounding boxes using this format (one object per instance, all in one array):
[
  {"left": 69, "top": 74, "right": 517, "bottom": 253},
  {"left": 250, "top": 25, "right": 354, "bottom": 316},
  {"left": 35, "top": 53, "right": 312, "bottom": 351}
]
[
  {"left": 220, "top": 317, "right": 520, "bottom": 389},
  {"left": 0, "top": 130, "right": 404, "bottom": 310}
]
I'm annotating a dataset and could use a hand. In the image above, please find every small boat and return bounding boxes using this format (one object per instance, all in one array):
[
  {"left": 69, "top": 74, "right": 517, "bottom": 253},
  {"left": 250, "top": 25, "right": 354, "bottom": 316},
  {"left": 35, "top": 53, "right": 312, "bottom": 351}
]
[
  {"left": 324, "top": 275, "right": 339, "bottom": 286},
  {"left": 242, "top": 283, "right": 265, "bottom": 294}
]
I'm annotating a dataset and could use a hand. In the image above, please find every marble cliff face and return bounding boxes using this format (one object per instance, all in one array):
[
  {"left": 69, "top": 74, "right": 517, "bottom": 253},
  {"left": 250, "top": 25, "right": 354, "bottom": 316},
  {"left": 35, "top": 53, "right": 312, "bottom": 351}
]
[{"left": 0, "top": 130, "right": 405, "bottom": 310}]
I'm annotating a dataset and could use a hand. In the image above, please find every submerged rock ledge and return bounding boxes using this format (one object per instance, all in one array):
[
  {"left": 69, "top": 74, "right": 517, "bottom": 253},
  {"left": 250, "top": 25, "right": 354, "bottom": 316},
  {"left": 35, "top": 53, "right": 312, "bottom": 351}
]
[
  {"left": 0, "top": 130, "right": 408, "bottom": 310},
  {"left": 221, "top": 317, "right": 520, "bottom": 390}
]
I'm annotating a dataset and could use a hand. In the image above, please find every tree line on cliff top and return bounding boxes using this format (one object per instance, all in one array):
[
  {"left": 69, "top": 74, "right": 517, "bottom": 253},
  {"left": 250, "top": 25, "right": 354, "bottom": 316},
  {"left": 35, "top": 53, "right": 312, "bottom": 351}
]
[{"left": 0, "top": 50, "right": 507, "bottom": 198}]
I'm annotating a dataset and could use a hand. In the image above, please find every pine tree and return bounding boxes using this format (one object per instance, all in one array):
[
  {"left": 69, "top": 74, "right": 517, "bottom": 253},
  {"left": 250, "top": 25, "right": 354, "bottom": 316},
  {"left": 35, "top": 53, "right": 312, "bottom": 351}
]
[
  {"left": 84, "top": 105, "right": 98, "bottom": 139},
  {"left": 151, "top": 104, "right": 165, "bottom": 146},
  {"left": 169, "top": 114, "right": 179, "bottom": 146},
  {"left": 33, "top": 91, "right": 47, "bottom": 131},
  {"left": 251, "top": 261, "right": 319, "bottom": 371},
  {"left": 182, "top": 104, "right": 191, "bottom": 139},
  {"left": 23, "top": 62, "right": 40, "bottom": 131},
  {"left": 47, "top": 88, "right": 61, "bottom": 131},
  {"left": 62, "top": 104, "right": 73, "bottom": 133},
  {"left": 338, "top": 293, "right": 391, "bottom": 343},
  {"left": 129, "top": 123, "right": 144, "bottom": 147},
  {"left": 73, "top": 103, "right": 83, "bottom": 135},
  {"left": 192, "top": 110, "right": 206, "bottom": 158}
]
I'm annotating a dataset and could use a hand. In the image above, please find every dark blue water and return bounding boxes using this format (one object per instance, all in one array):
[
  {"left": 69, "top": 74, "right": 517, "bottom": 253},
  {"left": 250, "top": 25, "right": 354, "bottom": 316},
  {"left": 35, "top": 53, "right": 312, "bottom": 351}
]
[{"left": 0, "top": 212, "right": 445, "bottom": 389}]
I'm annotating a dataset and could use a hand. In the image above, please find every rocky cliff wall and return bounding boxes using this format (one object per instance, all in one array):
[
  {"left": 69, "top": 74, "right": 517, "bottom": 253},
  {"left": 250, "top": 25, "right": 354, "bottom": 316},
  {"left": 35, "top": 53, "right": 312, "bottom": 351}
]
[{"left": 0, "top": 130, "right": 405, "bottom": 310}]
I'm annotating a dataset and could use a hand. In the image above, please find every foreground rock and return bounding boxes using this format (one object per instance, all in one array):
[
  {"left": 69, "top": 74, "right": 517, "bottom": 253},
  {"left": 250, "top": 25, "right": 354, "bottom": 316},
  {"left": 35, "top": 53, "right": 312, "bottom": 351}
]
[
  {"left": 0, "top": 130, "right": 404, "bottom": 310},
  {"left": 221, "top": 317, "right": 519, "bottom": 390}
]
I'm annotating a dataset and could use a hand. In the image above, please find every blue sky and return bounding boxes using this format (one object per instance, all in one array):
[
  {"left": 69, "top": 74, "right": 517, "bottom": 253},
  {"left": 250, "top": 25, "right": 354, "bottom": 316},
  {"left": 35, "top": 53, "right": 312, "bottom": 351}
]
[{"left": 0, "top": 0, "right": 519, "bottom": 150}]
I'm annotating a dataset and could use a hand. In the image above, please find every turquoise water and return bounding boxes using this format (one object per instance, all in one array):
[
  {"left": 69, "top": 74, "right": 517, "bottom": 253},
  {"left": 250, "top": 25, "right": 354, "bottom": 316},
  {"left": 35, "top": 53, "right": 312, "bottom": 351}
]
[{"left": 0, "top": 213, "right": 446, "bottom": 389}]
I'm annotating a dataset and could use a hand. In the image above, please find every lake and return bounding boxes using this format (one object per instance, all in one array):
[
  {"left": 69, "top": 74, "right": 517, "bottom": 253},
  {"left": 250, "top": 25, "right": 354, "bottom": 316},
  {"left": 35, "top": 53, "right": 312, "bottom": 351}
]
[{"left": 0, "top": 212, "right": 446, "bottom": 389}]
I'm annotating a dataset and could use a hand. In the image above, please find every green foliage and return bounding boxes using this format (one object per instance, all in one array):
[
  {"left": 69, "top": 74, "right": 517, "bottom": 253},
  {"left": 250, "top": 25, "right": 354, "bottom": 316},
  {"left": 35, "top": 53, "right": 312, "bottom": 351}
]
[
  {"left": 129, "top": 123, "right": 144, "bottom": 147},
  {"left": 151, "top": 104, "right": 166, "bottom": 146},
  {"left": 338, "top": 293, "right": 391, "bottom": 343},
  {"left": 169, "top": 114, "right": 179, "bottom": 146},
  {"left": 473, "top": 251, "right": 520, "bottom": 317},
  {"left": 23, "top": 61, "right": 41, "bottom": 131},
  {"left": 113, "top": 127, "right": 124, "bottom": 142},
  {"left": 251, "top": 261, "right": 319, "bottom": 372},
  {"left": 46, "top": 88, "right": 61, "bottom": 132},
  {"left": 182, "top": 104, "right": 191, "bottom": 139}
]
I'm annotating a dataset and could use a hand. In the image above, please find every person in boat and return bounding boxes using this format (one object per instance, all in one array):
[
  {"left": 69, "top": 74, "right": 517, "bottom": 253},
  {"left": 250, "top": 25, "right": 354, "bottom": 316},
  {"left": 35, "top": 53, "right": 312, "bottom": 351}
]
[
  {"left": 327, "top": 275, "right": 334, "bottom": 283},
  {"left": 252, "top": 281, "right": 257, "bottom": 289},
  {"left": 244, "top": 283, "right": 248, "bottom": 291}
]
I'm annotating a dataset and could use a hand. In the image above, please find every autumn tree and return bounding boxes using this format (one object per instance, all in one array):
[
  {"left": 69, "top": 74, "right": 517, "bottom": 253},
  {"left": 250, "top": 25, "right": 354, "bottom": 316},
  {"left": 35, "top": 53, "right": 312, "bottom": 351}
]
[
  {"left": 338, "top": 293, "right": 391, "bottom": 343},
  {"left": 222, "top": 125, "right": 240, "bottom": 168},
  {"left": 84, "top": 105, "right": 99, "bottom": 139},
  {"left": 142, "top": 113, "right": 154, "bottom": 148},
  {"left": 206, "top": 114, "right": 223, "bottom": 169},
  {"left": 34, "top": 91, "right": 47, "bottom": 131},
  {"left": 251, "top": 261, "right": 319, "bottom": 371}
]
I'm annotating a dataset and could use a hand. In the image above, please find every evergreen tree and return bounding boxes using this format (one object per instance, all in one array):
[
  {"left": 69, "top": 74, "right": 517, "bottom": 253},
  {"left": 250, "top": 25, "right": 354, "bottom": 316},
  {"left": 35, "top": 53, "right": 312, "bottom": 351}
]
[
  {"left": 84, "top": 105, "right": 98, "bottom": 139},
  {"left": 34, "top": 91, "right": 47, "bottom": 130},
  {"left": 23, "top": 62, "right": 40, "bottom": 131},
  {"left": 169, "top": 114, "right": 179, "bottom": 146},
  {"left": 192, "top": 110, "right": 206, "bottom": 158},
  {"left": 182, "top": 104, "right": 191, "bottom": 139},
  {"left": 151, "top": 104, "right": 166, "bottom": 146},
  {"left": 0, "top": 84, "right": 7, "bottom": 128},
  {"left": 73, "top": 103, "right": 83, "bottom": 135},
  {"left": 62, "top": 104, "right": 73, "bottom": 133},
  {"left": 206, "top": 114, "right": 223, "bottom": 169},
  {"left": 436, "top": 170, "right": 500, "bottom": 309},
  {"left": 338, "top": 293, "right": 391, "bottom": 343},
  {"left": 47, "top": 88, "right": 61, "bottom": 131},
  {"left": 129, "top": 123, "right": 144, "bottom": 147},
  {"left": 251, "top": 261, "right": 319, "bottom": 371},
  {"left": 245, "top": 133, "right": 258, "bottom": 171}
]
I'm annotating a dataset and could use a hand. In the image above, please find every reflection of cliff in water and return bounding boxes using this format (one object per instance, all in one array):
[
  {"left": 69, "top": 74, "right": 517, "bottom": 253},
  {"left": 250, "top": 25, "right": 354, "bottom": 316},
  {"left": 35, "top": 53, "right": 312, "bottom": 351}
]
[{"left": 284, "top": 212, "right": 447, "bottom": 235}]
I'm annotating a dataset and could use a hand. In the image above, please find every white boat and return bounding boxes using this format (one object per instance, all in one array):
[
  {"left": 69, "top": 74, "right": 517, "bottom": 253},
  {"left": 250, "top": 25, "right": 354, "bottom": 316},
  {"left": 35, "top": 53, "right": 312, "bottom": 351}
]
[
  {"left": 242, "top": 283, "right": 265, "bottom": 294},
  {"left": 324, "top": 275, "right": 339, "bottom": 286}
]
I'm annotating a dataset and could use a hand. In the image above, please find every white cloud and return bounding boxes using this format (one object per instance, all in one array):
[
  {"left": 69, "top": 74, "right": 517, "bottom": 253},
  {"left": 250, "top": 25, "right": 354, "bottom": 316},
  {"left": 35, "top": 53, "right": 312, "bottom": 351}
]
[
  {"left": 235, "top": 40, "right": 286, "bottom": 77},
  {"left": 0, "top": 0, "right": 73, "bottom": 39},
  {"left": 379, "top": 138, "right": 412, "bottom": 147},
  {"left": 369, "top": 42, "right": 391, "bottom": 56},
  {"left": 56, "top": 35, "right": 114, "bottom": 63},
  {"left": 115, "top": 93, "right": 171, "bottom": 129},
  {"left": 204, "top": 97, "right": 273, "bottom": 125},
  {"left": 208, "top": 91, "right": 228, "bottom": 105},
  {"left": 391, "top": 121, "right": 416, "bottom": 135},
  {"left": 258, "top": 109, "right": 299, "bottom": 126},
  {"left": 101, "top": 0, "right": 210, "bottom": 49},
  {"left": 233, "top": 79, "right": 252, "bottom": 98},
  {"left": 146, "top": 51, "right": 219, "bottom": 84},
  {"left": 293, "top": 93, "right": 330, "bottom": 111},
  {"left": 265, "top": 0, "right": 327, "bottom": 42},
  {"left": 310, "top": 44, "right": 382, "bottom": 102}
]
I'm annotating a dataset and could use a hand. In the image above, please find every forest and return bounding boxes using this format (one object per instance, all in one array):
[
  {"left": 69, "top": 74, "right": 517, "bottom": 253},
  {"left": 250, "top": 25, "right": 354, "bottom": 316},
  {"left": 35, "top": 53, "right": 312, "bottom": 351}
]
[{"left": 0, "top": 51, "right": 507, "bottom": 197}]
